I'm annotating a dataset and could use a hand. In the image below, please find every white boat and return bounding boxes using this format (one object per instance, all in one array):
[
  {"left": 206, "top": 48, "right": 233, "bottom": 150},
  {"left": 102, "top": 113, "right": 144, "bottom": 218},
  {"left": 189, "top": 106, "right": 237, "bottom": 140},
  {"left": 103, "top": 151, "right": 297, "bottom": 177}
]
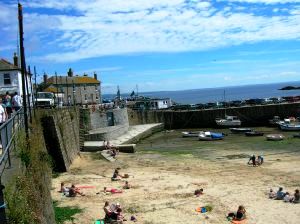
[
  {"left": 279, "top": 123, "right": 300, "bottom": 131},
  {"left": 198, "top": 131, "right": 224, "bottom": 141},
  {"left": 216, "top": 115, "right": 241, "bottom": 127},
  {"left": 266, "top": 134, "right": 284, "bottom": 141},
  {"left": 182, "top": 131, "right": 203, "bottom": 137},
  {"left": 230, "top": 128, "right": 252, "bottom": 133}
]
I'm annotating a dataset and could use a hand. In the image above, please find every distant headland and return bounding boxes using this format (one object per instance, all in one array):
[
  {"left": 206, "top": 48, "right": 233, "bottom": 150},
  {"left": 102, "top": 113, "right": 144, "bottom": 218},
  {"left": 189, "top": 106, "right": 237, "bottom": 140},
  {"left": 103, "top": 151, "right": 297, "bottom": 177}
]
[{"left": 279, "top": 86, "right": 300, "bottom": 90}]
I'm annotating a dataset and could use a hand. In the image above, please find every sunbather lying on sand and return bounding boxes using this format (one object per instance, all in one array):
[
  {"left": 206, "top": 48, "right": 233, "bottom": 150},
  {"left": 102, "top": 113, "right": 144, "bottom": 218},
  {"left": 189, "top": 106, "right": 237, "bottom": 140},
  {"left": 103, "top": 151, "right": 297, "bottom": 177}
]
[
  {"left": 101, "top": 187, "right": 123, "bottom": 194},
  {"left": 194, "top": 188, "right": 204, "bottom": 197}
]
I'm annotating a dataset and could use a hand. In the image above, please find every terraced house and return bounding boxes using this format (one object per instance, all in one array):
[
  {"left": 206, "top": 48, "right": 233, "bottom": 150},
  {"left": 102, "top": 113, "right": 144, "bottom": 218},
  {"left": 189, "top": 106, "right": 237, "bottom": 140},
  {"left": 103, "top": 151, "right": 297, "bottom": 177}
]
[{"left": 43, "top": 68, "right": 101, "bottom": 105}]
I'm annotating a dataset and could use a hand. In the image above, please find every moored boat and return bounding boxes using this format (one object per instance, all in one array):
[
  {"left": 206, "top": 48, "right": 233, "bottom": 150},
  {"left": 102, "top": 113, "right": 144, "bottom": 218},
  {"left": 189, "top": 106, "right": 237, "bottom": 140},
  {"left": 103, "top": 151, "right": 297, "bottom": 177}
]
[
  {"left": 198, "top": 131, "right": 224, "bottom": 141},
  {"left": 245, "top": 131, "right": 264, "bottom": 136},
  {"left": 266, "top": 134, "right": 284, "bottom": 141},
  {"left": 293, "top": 133, "right": 300, "bottom": 138},
  {"left": 279, "top": 123, "right": 300, "bottom": 131},
  {"left": 182, "top": 131, "right": 203, "bottom": 137},
  {"left": 230, "top": 128, "right": 252, "bottom": 133},
  {"left": 216, "top": 115, "right": 241, "bottom": 127}
]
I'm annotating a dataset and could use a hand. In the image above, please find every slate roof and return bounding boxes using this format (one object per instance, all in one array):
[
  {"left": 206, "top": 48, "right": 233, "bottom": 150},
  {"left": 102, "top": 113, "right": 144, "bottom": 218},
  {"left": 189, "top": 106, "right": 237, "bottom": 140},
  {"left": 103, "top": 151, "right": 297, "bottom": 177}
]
[
  {"left": 0, "top": 59, "right": 19, "bottom": 71},
  {"left": 47, "top": 76, "right": 100, "bottom": 85}
]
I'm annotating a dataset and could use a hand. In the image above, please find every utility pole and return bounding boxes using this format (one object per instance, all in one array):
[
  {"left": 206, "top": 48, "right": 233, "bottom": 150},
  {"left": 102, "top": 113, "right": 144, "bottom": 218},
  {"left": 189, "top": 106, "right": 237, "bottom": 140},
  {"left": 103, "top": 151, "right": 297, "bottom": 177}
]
[
  {"left": 34, "top": 66, "right": 37, "bottom": 104},
  {"left": 28, "top": 66, "right": 35, "bottom": 115},
  {"left": 18, "top": 3, "right": 28, "bottom": 138},
  {"left": 55, "top": 72, "right": 58, "bottom": 106},
  {"left": 26, "top": 66, "right": 32, "bottom": 123},
  {"left": 66, "top": 76, "right": 69, "bottom": 106}
]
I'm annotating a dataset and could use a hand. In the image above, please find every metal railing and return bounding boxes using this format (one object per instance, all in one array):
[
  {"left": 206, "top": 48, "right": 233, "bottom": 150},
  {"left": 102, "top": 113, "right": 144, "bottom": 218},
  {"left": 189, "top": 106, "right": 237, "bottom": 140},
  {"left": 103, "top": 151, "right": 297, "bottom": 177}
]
[{"left": 0, "top": 108, "right": 24, "bottom": 177}]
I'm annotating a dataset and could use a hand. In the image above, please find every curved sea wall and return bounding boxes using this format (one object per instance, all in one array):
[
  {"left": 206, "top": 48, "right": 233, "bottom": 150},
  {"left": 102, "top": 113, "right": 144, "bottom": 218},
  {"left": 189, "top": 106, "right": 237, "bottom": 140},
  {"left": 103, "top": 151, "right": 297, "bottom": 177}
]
[{"left": 128, "top": 102, "right": 300, "bottom": 129}]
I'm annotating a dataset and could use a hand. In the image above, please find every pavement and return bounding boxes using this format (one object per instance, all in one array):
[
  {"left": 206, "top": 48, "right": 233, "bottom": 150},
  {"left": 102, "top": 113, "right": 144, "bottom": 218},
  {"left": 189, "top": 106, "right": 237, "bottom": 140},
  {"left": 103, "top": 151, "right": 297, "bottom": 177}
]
[{"left": 84, "top": 123, "right": 164, "bottom": 150}]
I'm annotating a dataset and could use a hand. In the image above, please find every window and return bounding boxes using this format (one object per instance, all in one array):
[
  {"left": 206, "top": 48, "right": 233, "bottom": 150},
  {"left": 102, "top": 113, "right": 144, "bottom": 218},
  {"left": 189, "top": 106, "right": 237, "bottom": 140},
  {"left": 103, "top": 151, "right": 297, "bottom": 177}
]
[
  {"left": 85, "top": 94, "right": 87, "bottom": 100},
  {"left": 4, "top": 73, "right": 11, "bottom": 85},
  {"left": 95, "top": 85, "right": 97, "bottom": 90},
  {"left": 84, "top": 85, "right": 86, "bottom": 90}
]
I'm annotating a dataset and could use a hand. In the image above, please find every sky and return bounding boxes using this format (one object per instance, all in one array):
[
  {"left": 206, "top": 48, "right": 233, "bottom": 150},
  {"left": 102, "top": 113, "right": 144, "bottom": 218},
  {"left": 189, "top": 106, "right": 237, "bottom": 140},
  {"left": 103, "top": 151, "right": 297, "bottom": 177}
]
[{"left": 1, "top": 0, "right": 300, "bottom": 94}]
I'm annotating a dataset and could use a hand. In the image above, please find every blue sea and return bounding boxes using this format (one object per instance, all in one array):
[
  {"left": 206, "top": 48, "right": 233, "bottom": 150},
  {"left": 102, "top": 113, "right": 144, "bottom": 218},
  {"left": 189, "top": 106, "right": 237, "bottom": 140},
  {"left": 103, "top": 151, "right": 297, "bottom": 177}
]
[{"left": 103, "top": 81, "right": 300, "bottom": 104}]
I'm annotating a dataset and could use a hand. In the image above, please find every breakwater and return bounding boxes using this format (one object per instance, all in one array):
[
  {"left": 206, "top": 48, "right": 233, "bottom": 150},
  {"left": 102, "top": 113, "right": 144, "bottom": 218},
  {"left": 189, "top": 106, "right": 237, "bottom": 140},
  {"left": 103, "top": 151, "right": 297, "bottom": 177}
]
[{"left": 128, "top": 102, "right": 300, "bottom": 129}]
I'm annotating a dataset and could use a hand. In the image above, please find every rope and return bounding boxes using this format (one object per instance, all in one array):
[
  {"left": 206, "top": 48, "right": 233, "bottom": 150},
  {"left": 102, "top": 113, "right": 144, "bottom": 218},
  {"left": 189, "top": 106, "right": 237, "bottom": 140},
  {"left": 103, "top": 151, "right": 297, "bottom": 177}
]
[{"left": 0, "top": 203, "right": 6, "bottom": 209}]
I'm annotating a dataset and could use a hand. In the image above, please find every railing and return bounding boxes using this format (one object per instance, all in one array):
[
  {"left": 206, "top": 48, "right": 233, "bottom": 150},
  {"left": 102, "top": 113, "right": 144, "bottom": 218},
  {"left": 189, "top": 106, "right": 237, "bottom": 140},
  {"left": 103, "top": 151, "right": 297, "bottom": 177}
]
[{"left": 0, "top": 108, "right": 24, "bottom": 177}]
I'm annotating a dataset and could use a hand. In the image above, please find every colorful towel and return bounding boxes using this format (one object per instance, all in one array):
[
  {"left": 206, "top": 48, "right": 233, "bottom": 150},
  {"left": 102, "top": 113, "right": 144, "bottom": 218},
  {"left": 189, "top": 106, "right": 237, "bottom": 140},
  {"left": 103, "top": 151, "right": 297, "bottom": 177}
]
[
  {"left": 231, "top": 219, "right": 247, "bottom": 224},
  {"left": 95, "top": 220, "right": 105, "bottom": 224},
  {"left": 77, "top": 186, "right": 95, "bottom": 189}
]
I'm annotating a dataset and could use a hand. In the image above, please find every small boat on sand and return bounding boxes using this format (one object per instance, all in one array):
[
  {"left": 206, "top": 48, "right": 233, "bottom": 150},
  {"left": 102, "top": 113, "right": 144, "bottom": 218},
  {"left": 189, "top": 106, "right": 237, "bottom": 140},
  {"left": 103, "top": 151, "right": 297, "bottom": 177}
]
[
  {"left": 293, "top": 133, "right": 300, "bottom": 138},
  {"left": 182, "top": 131, "right": 203, "bottom": 137},
  {"left": 216, "top": 115, "right": 241, "bottom": 127},
  {"left": 266, "top": 134, "right": 284, "bottom": 141},
  {"left": 279, "top": 122, "right": 300, "bottom": 131},
  {"left": 198, "top": 131, "right": 224, "bottom": 141},
  {"left": 230, "top": 128, "right": 252, "bottom": 133},
  {"left": 245, "top": 131, "right": 264, "bottom": 137}
]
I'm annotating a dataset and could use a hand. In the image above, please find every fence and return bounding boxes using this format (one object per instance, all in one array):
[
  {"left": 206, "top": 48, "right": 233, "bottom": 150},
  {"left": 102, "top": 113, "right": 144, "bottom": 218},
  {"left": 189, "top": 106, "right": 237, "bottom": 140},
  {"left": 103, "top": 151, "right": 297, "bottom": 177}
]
[{"left": 0, "top": 108, "right": 24, "bottom": 177}]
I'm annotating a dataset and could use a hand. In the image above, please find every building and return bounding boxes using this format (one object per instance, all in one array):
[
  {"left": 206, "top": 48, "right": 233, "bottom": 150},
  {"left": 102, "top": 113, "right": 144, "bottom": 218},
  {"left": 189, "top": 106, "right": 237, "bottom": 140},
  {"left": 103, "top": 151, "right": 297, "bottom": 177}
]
[
  {"left": 0, "top": 53, "right": 32, "bottom": 99},
  {"left": 132, "top": 98, "right": 173, "bottom": 110},
  {"left": 44, "top": 68, "right": 101, "bottom": 105}
]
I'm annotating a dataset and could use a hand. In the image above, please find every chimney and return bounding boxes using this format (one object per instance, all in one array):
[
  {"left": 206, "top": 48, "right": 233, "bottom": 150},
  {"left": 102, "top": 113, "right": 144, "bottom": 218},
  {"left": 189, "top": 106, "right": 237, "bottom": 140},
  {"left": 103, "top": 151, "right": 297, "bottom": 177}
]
[
  {"left": 94, "top": 72, "right": 97, "bottom": 80},
  {"left": 13, "top": 52, "right": 18, "bottom": 67},
  {"left": 67, "top": 68, "right": 73, "bottom": 77},
  {"left": 43, "top": 73, "right": 48, "bottom": 84}
]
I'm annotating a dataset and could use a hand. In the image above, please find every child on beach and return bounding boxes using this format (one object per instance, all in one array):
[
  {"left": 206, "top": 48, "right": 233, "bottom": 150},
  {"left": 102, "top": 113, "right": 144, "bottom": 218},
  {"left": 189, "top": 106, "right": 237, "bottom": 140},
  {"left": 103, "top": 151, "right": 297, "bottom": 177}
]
[
  {"left": 247, "top": 155, "right": 256, "bottom": 166},
  {"left": 276, "top": 187, "right": 285, "bottom": 200},
  {"left": 269, "top": 189, "right": 276, "bottom": 199},
  {"left": 111, "top": 168, "right": 124, "bottom": 181},
  {"left": 194, "top": 188, "right": 204, "bottom": 197},
  {"left": 69, "top": 184, "right": 85, "bottom": 197},
  {"left": 101, "top": 187, "right": 123, "bottom": 194},
  {"left": 291, "top": 189, "right": 300, "bottom": 203},
  {"left": 123, "top": 181, "right": 131, "bottom": 189},
  {"left": 227, "top": 205, "right": 246, "bottom": 221}
]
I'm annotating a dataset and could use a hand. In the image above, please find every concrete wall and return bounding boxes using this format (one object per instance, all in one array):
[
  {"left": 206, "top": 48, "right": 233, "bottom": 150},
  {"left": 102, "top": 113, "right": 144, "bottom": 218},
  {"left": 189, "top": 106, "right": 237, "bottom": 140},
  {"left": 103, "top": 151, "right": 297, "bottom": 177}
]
[
  {"left": 89, "top": 108, "right": 129, "bottom": 130},
  {"left": 128, "top": 103, "right": 300, "bottom": 129},
  {"left": 41, "top": 108, "right": 80, "bottom": 172}
]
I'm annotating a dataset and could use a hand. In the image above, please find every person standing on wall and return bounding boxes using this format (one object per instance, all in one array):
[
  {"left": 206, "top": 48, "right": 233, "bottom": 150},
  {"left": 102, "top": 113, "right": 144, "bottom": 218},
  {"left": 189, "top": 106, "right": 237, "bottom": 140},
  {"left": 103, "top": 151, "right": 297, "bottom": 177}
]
[
  {"left": 3, "top": 92, "right": 12, "bottom": 119},
  {"left": 12, "top": 92, "right": 22, "bottom": 112}
]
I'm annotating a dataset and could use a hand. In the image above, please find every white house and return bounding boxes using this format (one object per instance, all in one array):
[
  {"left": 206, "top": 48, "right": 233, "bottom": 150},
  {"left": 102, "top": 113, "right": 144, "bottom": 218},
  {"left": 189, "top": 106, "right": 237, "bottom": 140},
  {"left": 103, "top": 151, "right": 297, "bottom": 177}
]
[
  {"left": 134, "top": 98, "right": 173, "bottom": 110},
  {"left": 0, "top": 53, "right": 32, "bottom": 100}
]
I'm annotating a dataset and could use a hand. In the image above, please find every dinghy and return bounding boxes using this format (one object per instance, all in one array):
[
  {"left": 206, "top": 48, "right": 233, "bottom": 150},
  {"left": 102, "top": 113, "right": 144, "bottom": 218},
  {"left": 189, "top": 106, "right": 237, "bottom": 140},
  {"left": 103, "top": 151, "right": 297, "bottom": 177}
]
[
  {"left": 182, "top": 131, "right": 203, "bottom": 137},
  {"left": 266, "top": 134, "right": 284, "bottom": 141},
  {"left": 230, "top": 128, "right": 252, "bottom": 133},
  {"left": 245, "top": 131, "right": 264, "bottom": 136},
  {"left": 198, "top": 131, "right": 224, "bottom": 141}
]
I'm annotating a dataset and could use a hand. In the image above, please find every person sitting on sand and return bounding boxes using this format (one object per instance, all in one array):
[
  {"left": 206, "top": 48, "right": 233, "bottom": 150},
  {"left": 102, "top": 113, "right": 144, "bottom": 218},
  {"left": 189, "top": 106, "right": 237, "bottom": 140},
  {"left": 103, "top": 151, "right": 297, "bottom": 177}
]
[
  {"left": 248, "top": 155, "right": 256, "bottom": 166},
  {"left": 123, "top": 181, "right": 131, "bottom": 189},
  {"left": 227, "top": 205, "right": 246, "bottom": 221},
  {"left": 68, "top": 184, "right": 85, "bottom": 197},
  {"left": 257, "top": 155, "right": 264, "bottom": 165},
  {"left": 194, "top": 188, "right": 204, "bottom": 197},
  {"left": 284, "top": 192, "right": 291, "bottom": 202},
  {"left": 276, "top": 187, "right": 285, "bottom": 200},
  {"left": 103, "top": 187, "right": 123, "bottom": 194},
  {"left": 116, "top": 207, "right": 127, "bottom": 223},
  {"left": 269, "top": 189, "right": 276, "bottom": 199},
  {"left": 104, "top": 201, "right": 117, "bottom": 221},
  {"left": 60, "top": 182, "right": 70, "bottom": 195},
  {"left": 291, "top": 189, "right": 300, "bottom": 203},
  {"left": 111, "top": 168, "right": 123, "bottom": 181}
]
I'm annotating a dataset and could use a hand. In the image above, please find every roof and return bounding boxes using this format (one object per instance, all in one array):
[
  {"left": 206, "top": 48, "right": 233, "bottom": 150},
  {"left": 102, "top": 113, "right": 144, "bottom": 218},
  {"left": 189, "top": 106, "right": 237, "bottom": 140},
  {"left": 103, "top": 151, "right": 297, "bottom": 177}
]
[
  {"left": 43, "top": 86, "right": 62, "bottom": 93},
  {"left": 0, "top": 59, "right": 19, "bottom": 71},
  {"left": 47, "top": 76, "right": 100, "bottom": 85}
]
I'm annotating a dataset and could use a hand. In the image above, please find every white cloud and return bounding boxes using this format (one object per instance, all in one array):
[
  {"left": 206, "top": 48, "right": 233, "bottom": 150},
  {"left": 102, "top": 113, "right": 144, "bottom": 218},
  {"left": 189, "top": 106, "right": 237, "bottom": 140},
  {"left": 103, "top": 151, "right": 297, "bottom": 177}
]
[{"left": 2, "top": 0, "right": 300, "bottom": 63}]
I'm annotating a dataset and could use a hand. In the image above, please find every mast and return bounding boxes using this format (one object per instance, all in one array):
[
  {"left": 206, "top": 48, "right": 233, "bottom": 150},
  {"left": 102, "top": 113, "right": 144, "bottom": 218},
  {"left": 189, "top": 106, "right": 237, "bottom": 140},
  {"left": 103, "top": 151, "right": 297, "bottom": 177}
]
[{"left": 224, "top": 90, "right": 226, "bottom": 117}]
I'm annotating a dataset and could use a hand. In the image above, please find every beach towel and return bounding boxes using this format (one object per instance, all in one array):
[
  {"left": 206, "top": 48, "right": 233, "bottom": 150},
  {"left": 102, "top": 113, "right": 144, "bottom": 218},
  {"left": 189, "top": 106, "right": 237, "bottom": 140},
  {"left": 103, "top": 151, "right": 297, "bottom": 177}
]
[
  {"left": 195, "top": 207, "right": 206, "bottom": 213},
  {"left": 231, "top": 219, "right": 247, "bottom": 224},
  {"left": 95, "top": 220, "right": 105, "bottom": 224},
  {"left": 77, "top": 186, "right": 95, "bottom": 189}
]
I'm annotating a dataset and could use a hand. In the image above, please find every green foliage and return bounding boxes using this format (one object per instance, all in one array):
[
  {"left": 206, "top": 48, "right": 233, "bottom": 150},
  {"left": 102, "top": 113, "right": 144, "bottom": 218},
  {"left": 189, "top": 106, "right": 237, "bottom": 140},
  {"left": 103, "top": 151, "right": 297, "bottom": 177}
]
[
  {"left": 5, "top": 119, "right": 55, "bottom": 223},
  {"left": 54, "top": 201, "right": 83, "bottom": 224}
]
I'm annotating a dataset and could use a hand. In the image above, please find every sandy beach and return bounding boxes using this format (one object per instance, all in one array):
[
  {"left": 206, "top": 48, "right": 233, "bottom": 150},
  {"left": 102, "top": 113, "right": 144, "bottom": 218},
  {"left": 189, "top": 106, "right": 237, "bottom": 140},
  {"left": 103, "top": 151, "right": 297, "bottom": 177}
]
[{"left": 52, "top": 128, "right": 300, "bottom": 224}]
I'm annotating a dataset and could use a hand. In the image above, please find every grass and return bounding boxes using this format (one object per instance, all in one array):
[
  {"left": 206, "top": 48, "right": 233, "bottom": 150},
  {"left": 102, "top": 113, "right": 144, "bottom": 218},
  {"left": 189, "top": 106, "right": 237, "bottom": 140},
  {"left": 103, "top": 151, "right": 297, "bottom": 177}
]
[{"left": 54, "top": 201, "right": 84, "bottom": 224}]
